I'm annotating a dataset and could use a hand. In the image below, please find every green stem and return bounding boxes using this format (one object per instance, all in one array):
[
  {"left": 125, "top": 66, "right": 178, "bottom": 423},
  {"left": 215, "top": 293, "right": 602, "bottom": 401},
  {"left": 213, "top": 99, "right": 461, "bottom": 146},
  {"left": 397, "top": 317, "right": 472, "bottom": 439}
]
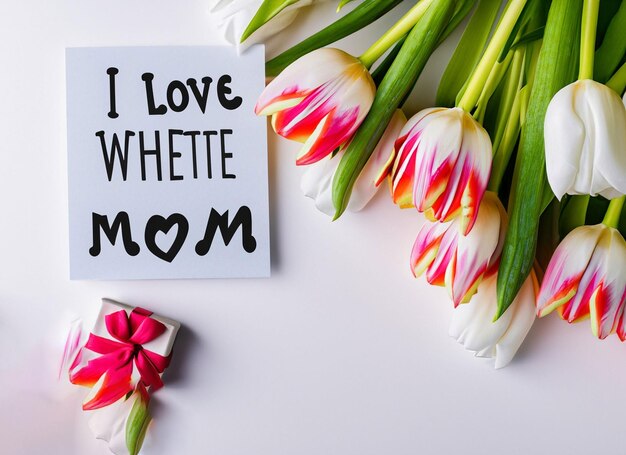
[
  {"left": 359, "top": 0, "right": 434, "bottom": 69},
  {"left": 492, "top": 47, "right": 525, "bottom": 152},
  {"left": 488, "top": 85, "right": 528, "bottom": 192},
  {"left": 473, "top": 51, "right": 513, "bottom": 122},
  {"left": 457, "top": 0, "right": 528, "bottom": 113},
  {"left": 579, "top": 0, "right": 600, "bottom": 80},
  {"left": 602, "top": 195, "right": 625, "bottom": 228},
  {"left": 606, "top": 61, "right": 626, "bottom": 95},
  {"left": 561, "top": 195, "right": 590, "bottom": 234}
]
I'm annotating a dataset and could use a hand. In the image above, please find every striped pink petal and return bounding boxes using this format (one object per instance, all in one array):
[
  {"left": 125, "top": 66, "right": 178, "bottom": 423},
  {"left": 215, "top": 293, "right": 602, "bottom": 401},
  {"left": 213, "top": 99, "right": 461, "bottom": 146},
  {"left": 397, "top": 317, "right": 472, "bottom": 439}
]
[
  {"left": 537, "top": 225, "right": 603, "bottom": 319},
  {"left": 411, "top": 220, "right": 454, "bottom": 285},
  {"left": 538, "top": 224, "right": 626, "bottom": 339},
  {"left": 391, "top": 108, "right": 444, "bottom": 209},
  {"left": 394, "top": 107, "right": 492, "bottom": 234},
  {"left": 411, "top": 192, "right": 506, "bottom": 305},
  {"left": 588, "top": 228, "right": 626, "bottom": 338},
  {"left": 300, "top": 110, "right": 407, "bottom": 216},
  {"left": 255, "top": 48, "right": 375, "bottom": 165},
  {"left": 367, "top": 109, "right": 407, "bottom": 188},
  {"left": 446, "top": 192, "right": 506, "bottom": 306}
]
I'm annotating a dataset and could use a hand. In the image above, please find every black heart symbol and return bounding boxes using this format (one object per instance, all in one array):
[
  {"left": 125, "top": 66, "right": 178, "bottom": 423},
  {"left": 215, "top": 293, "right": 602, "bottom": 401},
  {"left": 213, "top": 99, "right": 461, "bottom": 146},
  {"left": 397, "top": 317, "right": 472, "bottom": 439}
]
[{"left": 144, "top": 214, "right": 189, "bottom": 263}]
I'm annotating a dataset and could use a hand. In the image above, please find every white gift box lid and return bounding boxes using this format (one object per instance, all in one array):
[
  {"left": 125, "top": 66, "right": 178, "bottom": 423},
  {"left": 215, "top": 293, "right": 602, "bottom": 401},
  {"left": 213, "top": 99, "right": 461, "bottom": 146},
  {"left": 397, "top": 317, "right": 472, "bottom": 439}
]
[{"left": 93, "top": 299, "right": 180, "bottom": 358}]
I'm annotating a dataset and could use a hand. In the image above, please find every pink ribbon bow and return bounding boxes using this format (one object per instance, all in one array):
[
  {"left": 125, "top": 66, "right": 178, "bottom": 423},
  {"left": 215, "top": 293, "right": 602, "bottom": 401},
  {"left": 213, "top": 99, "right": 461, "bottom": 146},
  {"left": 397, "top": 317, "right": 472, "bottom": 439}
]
[{"left": 70, "top": 307, "right": 172, "bottom": 410}]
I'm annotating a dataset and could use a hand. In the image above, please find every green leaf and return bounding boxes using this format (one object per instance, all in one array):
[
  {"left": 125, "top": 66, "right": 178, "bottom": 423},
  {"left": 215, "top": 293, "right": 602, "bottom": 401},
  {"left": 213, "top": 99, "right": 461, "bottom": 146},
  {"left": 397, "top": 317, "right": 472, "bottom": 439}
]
[
  {"left": 332, "top": 0, "right": 458, "bottom": 219},
  {"left": 436, "top": 0, "right": 501, "bottom": 107},
  {"left": 594, "top": 0, "right": 626, "bottom": 83},
  {"left": 438, "top": 0, "right": 479, "bottom": 44},
  {"left": 509, "top": 26, "right": 545, "bottom": 50},
  {"left": 126, "top": 389, "right": 152, "bottom": 455},
  {"left": 536, "top": 198, "right": 562, "bottom": 275},
  {"left": 241, "top": 0, "right": 300, "bottom": 43},
  {"left": 337, "top": 0, "right": 357, "bottom": 11},
  {"left": 496, "top": 0, "right": 582, "bottom": 319},
  {"left": 596, "top": 0, "right": 623, "bottom": 45},
  {"left": 266, "top": 0, "right": 404, "bottom": 77}
]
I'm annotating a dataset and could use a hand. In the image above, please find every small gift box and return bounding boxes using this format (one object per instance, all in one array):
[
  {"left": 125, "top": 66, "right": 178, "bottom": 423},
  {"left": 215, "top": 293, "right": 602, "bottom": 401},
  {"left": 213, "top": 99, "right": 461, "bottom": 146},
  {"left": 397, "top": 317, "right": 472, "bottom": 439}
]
[{"left": 69, "top": 299, "right": 180, "bottom": 455}]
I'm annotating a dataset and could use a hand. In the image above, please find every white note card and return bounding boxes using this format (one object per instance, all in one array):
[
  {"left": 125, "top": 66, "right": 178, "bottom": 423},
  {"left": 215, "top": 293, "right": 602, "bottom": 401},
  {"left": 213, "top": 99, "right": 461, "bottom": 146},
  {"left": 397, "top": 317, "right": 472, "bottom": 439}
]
[{"left": 66, "top": 46, "right": 270, "bottom": 280}]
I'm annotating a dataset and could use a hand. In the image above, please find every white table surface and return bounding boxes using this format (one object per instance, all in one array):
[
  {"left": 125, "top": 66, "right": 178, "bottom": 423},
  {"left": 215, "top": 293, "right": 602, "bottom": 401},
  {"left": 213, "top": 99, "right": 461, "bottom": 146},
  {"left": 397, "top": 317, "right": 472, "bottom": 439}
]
[{"left": 1, "top": 1, "right": 625, "bottom": 454}]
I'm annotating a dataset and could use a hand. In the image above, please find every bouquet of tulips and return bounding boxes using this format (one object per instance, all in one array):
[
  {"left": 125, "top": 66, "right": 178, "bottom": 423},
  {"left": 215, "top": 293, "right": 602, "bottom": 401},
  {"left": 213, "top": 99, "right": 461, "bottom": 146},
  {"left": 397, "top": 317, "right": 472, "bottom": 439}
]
[{"left": 212, "top": 0, "right": 626, "bottom": 368}]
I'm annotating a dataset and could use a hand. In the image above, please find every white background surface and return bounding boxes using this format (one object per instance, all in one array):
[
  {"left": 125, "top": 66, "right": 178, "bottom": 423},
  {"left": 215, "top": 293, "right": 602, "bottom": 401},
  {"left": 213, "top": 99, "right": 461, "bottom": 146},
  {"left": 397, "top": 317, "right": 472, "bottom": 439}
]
[{"left": 1, "top": 2, "right": 625, "bottom": 455}]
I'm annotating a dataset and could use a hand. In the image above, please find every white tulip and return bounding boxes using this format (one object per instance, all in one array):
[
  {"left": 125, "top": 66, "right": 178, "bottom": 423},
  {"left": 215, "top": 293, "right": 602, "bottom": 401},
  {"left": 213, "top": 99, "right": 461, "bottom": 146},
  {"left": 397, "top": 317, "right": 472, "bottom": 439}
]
[
  {"left": 544, "top": 79, "right": 626, "bottom": 200},
  {"left": 209, "top": 0, "right": 326, "bottom": 52},
  {"left": 300, "top": 110, "right": 406, "bottom": 216},
  {"left": 449, "top": 272, "right": 537, "bottom": 369}
]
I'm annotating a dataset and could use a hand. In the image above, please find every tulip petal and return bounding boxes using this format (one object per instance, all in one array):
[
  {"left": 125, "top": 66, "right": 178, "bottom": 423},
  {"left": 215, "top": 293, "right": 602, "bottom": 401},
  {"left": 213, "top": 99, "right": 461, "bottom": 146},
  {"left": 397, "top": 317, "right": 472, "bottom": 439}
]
[
  {"left": 300, "top": 153, "right": 339, "bottom": 217},
  {"left": 450, "top": 275, "right": 512, "bottom": 354},
  {"left": 300, "top": 110, "right": 406, "bottom": 216},
  {"left": 362, "top": 110, "right": 407, "bottom": 189},
  {"left": 494, "top": 273, "right": 537, "bottom": 369},
  {"left": 425, "top": 223, "right": 458, "bottom": 286},
  {"left": 391, "top": 134, "right": 418, "bottom": 208},
  {"left": 394, "top": 107, "right": 492, "bottom": 231},
  {"left": 450, "top": 271, "right": 536, "bottom": 369},
  {"left": 256, "top": 48, "right": 375, "bottom": 164},
  {"left": 588, "top": 228, "right": 626, "bottom": 338},
  {"left": 538, "top": 224, "right": 626, "bottom": 339},
  {"left": 82, "top": 365, "right": 134, "bottom": 411},
  {"left": 257, "top": 48, "right": 357, "bottom": 112},
  {"left": 537, "top": 225, "right": 603, "bottom": 318},
  {"left": 88, "top": 393, "right": 136, "bottom": 455},
  {"left": 295, "top": 107, "right": 360, "bottom": 165},
  {"left": 589, "top": 84, "right": 626, "bottom": 199},
  {"left": 545, "top": 80, "right": 626, "bottom": 200},
  {"left": 445, "top": 192, "right": 503, "bottom": 305},
  {"left": 256, "top": 93, "right": 306, "bottom": 116},
  {"left": 410, "top": 221, "right": 450, "bottom": 279},
  {"left": 391, "top": 108, "right": 443, "bottom": 208}
]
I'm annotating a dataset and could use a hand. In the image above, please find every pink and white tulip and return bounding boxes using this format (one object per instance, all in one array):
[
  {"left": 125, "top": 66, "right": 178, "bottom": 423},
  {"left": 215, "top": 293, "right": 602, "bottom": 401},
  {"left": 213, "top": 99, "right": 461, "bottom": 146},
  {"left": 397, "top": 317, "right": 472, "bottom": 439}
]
[
  {"left": 450, "top": 272, "right": 537, "bottom": 369},
  {"left": 391, "top": 107, "right": 492, "bottom": 234},
  {"left": 544, "top": 80, "right": 626, "bottom": 200},
  {"left": 411, "top": 191, "right": 506, "bottom": 306},
  {"left": 301, "top": 110, "right": 406, "bottom": 216},
  {"left": 537, "top": 224, "right": 626, "bottom": 339},
  {"left": 255, "top": 48, "right": 376, "bottom": 165}
]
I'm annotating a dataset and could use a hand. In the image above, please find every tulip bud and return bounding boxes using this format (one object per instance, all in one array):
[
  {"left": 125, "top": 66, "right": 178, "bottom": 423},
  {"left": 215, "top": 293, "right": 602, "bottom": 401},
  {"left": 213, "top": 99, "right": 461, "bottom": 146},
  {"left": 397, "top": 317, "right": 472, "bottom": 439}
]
[
  {"left": 256, "top": 48, "right": 376, "bottom": 165},
  {"left": 544, "top": 80, "right": 626, "bottom": 200},
  {"left": 537, "top": 224, "right": 626, "bottom": 339},
  {"left": 391, "top": 107, "right": 492, "bottom": 234},
  {"left": 411, "top": 191, "right": 506, "bottom": 306},
  {"left": 449, "top": 271, "right": 537, "bottom": 369},
  {"left": 301, "top": 110, "right": 406, "bottom": 216}
]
